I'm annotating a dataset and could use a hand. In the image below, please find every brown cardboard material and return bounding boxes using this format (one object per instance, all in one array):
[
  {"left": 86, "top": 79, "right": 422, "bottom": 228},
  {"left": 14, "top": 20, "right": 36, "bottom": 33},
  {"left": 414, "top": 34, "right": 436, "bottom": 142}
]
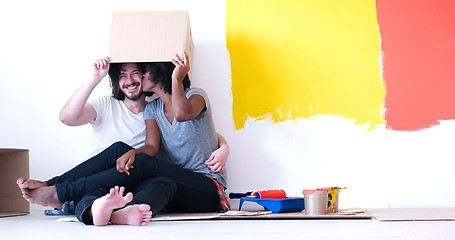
[
  {"left": 152, "top": 211, "right": 372, "bottom": 221},
  {"left": 0, "top": 148, "right": 29, "bottom": 217},
  {"left": 109, "top": 11, "right": 193, "bottom": 65},
  {"left": 367, "top": 208, "right": 455, "bottom": 221}
]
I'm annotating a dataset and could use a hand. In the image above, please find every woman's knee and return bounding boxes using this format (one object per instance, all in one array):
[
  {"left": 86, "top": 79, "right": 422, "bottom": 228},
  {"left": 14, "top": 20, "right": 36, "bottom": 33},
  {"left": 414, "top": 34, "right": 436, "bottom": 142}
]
[
  {"left": 155, "top": 177, "right": 177, "bottom": 192},
  {"left": 137, "top": 177, "right": 177, "bottom": 195}
]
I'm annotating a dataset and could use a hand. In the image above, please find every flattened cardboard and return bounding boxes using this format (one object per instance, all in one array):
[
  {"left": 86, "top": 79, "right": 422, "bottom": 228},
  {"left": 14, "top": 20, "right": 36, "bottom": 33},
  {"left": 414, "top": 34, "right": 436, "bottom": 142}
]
[
  {"left": 152, "top": 210, "right": 372, "bottom": 221},
  {"left": 0, "top": 148, "right": 29, "bottom": 217},
  {"left": 109, "top": 11, "right": 193, "bottom": 64},
  {"left": 367, "top": 208, "right": 455, "bottom": 221}
]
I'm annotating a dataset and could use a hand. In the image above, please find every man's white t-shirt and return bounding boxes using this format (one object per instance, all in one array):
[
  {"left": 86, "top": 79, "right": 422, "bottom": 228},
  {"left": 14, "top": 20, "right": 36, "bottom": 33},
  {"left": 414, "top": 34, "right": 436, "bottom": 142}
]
[{"left": 88, "top": 96, "right": 146, "bottom": 157}]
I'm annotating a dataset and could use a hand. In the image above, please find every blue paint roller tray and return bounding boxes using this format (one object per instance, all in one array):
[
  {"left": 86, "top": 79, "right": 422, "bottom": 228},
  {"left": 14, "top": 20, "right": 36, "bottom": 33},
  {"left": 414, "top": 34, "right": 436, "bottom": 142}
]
[{"left": 239, "top": 197, "right": 305, "bottom": 213}]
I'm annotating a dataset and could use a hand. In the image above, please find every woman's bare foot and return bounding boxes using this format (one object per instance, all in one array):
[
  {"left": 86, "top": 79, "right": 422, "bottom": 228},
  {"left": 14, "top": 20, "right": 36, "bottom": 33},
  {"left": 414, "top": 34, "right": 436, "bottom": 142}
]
[
  {"left": 91, "top": 186, "right": 133, "bottom": 226},
  {"left": 111, "top": 204, "right": 152, "bottom": 226},
  {"left": 22, "top": 185, "right": 62, "bottom": 208}
]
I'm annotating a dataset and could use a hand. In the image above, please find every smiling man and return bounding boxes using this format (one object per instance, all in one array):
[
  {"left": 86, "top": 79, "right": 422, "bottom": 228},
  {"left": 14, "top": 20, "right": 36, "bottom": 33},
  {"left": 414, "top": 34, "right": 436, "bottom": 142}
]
[{"left": 59, "top": 59, "right": 149, "bottom": 156}]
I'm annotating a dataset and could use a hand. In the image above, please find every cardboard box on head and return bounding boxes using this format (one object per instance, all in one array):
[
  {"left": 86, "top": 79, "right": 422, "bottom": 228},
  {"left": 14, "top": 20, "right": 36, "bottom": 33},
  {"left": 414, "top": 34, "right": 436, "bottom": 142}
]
[
  {"left": 0, "top": 148, "right": 29, "bottom": 217},
  {"left": 109, "top": 11, "right": 193, "bottom": 75}
]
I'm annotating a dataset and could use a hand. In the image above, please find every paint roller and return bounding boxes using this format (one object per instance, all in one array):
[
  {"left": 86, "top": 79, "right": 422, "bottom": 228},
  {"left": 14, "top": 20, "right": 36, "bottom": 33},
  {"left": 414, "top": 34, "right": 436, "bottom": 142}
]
[{"left": 229, "top": 189, "right": 287, "bottom": 199}]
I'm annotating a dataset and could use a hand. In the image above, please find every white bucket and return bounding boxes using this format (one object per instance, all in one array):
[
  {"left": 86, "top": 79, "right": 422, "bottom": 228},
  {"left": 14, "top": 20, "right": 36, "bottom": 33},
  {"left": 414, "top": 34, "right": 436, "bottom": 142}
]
[{"left": 302, "top": 190, "right": 328, "bottom": 215}]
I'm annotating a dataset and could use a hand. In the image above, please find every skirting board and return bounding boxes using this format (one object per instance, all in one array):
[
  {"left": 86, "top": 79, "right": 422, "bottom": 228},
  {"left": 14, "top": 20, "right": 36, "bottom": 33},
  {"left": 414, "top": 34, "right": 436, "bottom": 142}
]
[
  {"left": 367, "top": 208, "right": 455, "bottom": 221},
  {"left": 152, "top": 210, "right": 372, "bottom": 221}
]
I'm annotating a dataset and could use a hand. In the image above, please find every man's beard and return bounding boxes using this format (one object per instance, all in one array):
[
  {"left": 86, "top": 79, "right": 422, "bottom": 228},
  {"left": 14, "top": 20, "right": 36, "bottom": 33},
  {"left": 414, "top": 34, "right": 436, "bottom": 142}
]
[
  {"left": 122, "top": 82, "right": 143, "bottom": 101},
  {"left": 125, "top": 90, "right": 144, "bottom": 101}
]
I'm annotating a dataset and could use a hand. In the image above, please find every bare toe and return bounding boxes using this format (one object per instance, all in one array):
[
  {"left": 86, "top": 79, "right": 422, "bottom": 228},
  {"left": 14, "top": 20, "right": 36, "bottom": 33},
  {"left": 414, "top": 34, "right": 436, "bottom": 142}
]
[
  {"left": 91, "top": 186, "right": 133, "bottom": 226},
  {"left": 111, "top": 204, "right": 152, "bottom": 226}
]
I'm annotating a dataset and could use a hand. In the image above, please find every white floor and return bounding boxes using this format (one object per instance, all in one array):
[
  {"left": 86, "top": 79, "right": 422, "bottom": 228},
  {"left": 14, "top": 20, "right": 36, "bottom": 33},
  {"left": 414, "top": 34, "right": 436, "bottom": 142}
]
[{"left": 1, "top": 209, "right": 455, "bottom": 240}]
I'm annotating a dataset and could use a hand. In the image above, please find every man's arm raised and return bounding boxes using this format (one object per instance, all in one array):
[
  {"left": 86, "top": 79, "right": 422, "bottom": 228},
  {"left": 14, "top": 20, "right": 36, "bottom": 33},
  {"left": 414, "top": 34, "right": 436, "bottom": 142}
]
[{"left": 59, "top": 57, "right": 110, "bottom": 126}]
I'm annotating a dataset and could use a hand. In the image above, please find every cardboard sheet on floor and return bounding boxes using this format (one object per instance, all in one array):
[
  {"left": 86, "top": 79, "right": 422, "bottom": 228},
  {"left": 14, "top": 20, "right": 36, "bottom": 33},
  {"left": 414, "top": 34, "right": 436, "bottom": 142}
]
[
  {"left": 152, "top": 210, "right": 372, "bottom": 221},
  {"left": 367, "top": 208, "right": 455, "bottom": 221}
]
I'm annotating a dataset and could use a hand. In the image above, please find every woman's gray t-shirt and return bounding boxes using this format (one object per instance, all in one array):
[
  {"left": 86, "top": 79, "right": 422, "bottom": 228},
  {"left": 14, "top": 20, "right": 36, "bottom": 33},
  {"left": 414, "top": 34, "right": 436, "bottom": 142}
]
[{"left": 144, "top": 87, "right": 226, "bottom": 187}]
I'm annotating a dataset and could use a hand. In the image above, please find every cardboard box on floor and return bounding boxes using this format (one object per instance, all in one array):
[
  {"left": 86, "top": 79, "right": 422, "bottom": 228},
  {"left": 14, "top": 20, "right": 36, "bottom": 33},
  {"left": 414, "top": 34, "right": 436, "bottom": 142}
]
[
  {"left": 0, "top": 149, "right": 29, "bottom": 217},
  {"left": 109, "top": 11, "right": 193, "bottom": 70}
]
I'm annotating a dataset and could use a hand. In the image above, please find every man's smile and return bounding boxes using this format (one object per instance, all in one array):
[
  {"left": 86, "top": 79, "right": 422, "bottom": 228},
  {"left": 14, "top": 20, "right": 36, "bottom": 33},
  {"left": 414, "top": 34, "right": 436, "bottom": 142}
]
[{"left": 123, "top": 82, "right": 140, "bottom": 91}]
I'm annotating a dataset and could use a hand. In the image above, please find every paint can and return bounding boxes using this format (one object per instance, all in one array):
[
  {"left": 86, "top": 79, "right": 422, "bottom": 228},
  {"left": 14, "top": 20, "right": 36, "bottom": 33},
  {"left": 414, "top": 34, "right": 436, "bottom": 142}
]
[
  {"left": 317, "top": 187, "right": 345, "bottom": 213},
  {"left": 317, "top": 187, "right": 340, "bottom": 213},
  {"left": 327, "top": 188, "right": 339, "bottom": 213},
  {"left": 302, "top": 189, "right": 328, "bottom": 215}
]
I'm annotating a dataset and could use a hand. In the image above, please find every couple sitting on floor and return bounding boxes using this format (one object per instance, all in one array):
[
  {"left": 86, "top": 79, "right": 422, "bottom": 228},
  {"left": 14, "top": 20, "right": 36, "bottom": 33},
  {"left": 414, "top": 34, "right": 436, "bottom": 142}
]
[{"left": 17, "top": 52, "right": 229, "bottom": 226}]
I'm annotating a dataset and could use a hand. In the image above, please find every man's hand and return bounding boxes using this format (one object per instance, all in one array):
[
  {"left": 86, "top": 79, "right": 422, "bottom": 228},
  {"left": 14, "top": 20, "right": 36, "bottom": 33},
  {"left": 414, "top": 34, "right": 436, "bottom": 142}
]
[
  {"left": 116, "top": 150, "right": 136, "bottom": 175},
  {"left": 91, "top": 57, "right": 110, "bottom": 84}
]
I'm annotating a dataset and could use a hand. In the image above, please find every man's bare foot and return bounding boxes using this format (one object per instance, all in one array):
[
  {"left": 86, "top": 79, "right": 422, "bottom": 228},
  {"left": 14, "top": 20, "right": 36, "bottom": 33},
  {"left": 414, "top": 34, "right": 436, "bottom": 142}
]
[
  {"left": 22, "top": 185, "right": 62, "bottom": 208},
  {"left": 111, "top": 204, "right": 152, "bottom": 226},
  {"left": 91, "top": 186, "right": 133, "bottom": 226},
  {"left": 17, "top": 177, "right": 47, "bottom": 194}
]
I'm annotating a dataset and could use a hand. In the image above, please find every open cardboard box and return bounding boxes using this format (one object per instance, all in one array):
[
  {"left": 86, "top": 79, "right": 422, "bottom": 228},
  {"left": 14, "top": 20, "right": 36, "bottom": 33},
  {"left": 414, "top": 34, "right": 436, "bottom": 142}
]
[
  {"left": 0, "top": 148, "right": 29, "bottom": 217},
  {"left": 109, "top": 11, "right": 193, "bottom": 72}
]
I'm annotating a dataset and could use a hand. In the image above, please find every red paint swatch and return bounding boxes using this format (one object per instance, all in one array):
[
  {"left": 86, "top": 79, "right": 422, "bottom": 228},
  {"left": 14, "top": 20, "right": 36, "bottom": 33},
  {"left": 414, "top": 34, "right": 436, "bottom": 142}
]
[{"left": 377, "top": 0, "right": 455, "bottom": 131}]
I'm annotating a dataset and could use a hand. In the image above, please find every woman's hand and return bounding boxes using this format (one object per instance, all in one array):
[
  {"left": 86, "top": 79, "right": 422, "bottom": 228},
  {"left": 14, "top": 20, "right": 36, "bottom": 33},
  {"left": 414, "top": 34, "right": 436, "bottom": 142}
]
[
  {"left": 116, "top": 150, "right": 136, "bottom": 175},
  {"left": 171, "top": 51, "right": 190, "bottom": 83},
  {"left": 205, "top": 147, "right": 228, "bottom": 173}
]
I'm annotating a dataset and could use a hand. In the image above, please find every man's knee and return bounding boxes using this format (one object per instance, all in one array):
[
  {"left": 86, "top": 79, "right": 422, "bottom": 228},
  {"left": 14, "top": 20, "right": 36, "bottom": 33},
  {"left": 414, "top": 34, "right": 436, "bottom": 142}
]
[
  {"left": 108, "top": 142, "right": 135, "bottom": 156},
  {"left": 129, "top": 153, "right": 152, "bottom": 172},
  {"left": 110, "top": 141, "right": 130, "bottom": 149},
  {"left": 134, "top": 153, "right": 153, "bottom": 165}
]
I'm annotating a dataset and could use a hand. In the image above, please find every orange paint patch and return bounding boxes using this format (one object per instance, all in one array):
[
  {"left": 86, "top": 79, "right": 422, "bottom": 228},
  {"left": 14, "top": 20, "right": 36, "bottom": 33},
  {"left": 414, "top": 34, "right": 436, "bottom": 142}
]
[{"left": 377, "top": 0, "right": 455, "bottom": 131}]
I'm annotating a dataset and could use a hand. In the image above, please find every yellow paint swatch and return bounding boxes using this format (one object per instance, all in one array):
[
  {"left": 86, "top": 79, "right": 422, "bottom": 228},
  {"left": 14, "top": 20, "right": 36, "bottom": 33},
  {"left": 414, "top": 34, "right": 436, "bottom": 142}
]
[{"left": 226, "top": 0, "right": 385, "bottom": 129}]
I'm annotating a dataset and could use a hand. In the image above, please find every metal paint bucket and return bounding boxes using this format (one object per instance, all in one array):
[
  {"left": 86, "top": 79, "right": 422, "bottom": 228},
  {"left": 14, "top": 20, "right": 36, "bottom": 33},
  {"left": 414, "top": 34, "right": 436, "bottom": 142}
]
[{"left": 302, "top": 189, "right": 328, "bottom": 215}]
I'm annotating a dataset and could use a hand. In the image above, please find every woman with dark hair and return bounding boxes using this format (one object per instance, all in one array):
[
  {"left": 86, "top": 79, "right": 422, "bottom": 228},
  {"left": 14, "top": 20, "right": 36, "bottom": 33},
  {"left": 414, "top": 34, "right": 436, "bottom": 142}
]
[{"left": 114, "top": 51, "right": 228, "bottom": 214}]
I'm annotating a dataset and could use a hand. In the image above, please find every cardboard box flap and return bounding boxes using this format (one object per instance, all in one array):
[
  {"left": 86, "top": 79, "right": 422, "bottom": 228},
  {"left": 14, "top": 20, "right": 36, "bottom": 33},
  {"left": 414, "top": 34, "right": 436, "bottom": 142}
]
[{"left": 109, "top": 11, "right": 193, "bottom": 63}]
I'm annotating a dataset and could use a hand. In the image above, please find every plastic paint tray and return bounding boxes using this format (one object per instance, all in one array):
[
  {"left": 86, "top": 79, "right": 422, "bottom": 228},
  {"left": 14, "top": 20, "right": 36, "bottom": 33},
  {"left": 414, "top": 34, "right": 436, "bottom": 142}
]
[{"left": 239, "top": 197, "right": 305, "bottom": 213}]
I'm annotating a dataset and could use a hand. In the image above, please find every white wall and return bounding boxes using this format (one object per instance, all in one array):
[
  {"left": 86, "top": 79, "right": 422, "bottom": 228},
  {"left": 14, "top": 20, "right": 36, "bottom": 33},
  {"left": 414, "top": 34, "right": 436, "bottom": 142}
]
[{"left": 1, "top": 0, "right": 454, "bottom": 211}]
